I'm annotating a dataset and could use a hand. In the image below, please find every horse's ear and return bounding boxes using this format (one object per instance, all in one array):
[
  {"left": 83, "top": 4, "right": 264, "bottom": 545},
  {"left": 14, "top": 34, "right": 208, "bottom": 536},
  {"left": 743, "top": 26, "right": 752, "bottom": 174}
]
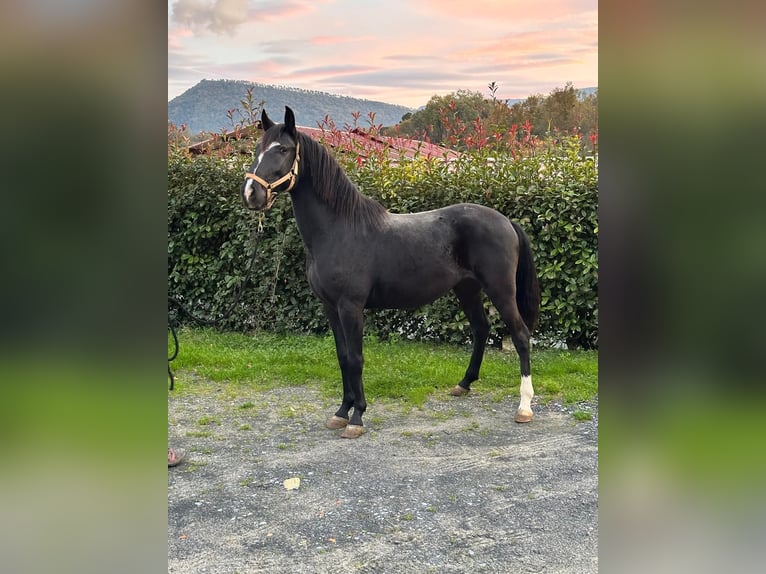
[
  {"left": 284, "top": 106, "right": 296, "bottom": 137},
  {"left": 261, "top": 109, "right": 274, "bottom": 131}
]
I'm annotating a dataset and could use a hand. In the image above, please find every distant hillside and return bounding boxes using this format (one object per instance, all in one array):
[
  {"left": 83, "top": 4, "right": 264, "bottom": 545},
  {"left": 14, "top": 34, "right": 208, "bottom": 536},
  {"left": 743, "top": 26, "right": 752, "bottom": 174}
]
[{"left": 168, "top": 79, "right": 414, "bottom": 135}]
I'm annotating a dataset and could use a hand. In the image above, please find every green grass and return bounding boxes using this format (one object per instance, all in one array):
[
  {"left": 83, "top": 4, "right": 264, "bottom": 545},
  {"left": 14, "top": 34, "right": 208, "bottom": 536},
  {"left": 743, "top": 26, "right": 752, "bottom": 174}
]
[
  {"left": 197, "top": 415, "right": 218, "bottom": 426},
  {"left": 573, "top": 410, "right": 593, "bottom": 421},
  {"left": 169, "top": 327, "right": 597, "bottom": 407}
]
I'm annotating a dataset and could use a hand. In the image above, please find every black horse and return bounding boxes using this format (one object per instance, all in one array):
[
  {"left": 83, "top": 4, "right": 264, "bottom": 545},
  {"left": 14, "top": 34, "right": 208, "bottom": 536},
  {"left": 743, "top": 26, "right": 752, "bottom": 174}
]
[{"left": 242, "top": 107, "right": 540, "bottom": 438}]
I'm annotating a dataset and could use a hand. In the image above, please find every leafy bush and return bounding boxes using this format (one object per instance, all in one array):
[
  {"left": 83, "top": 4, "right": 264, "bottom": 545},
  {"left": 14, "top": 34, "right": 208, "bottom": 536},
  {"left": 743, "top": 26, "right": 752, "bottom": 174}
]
[{"left": 168, "top": 135, "right": 597, "bottom": 348}]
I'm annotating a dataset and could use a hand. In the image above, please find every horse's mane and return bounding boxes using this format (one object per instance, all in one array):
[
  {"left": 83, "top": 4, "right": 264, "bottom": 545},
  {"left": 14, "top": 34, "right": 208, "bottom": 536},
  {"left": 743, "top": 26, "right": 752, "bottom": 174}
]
[{"left": 297, "top": 132, "right": 388, "bottom": 230}]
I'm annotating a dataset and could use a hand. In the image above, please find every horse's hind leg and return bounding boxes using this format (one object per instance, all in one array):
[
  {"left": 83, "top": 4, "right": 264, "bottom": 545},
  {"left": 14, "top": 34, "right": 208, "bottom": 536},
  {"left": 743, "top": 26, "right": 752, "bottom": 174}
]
[
  {"left": 450, "top": 280, "right": 489, "bottom": 397},
  {"left": 485, "top": 286, "right": 534, "bottom": 423}
]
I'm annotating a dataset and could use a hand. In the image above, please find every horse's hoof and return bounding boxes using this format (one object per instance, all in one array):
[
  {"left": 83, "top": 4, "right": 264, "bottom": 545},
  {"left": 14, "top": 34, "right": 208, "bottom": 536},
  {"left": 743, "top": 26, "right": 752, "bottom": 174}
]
[
  {"left": 340, "top": 425, "right": 365, "bottom": 439},
  {"left": 450, "top": 385, "right": 469, "bottom": 397},
  {"left": 326, "top": 416, "right": 349, "bottom": 429},
  {"left": 514, "top": 409, "right": 533, "bottom": 423}
]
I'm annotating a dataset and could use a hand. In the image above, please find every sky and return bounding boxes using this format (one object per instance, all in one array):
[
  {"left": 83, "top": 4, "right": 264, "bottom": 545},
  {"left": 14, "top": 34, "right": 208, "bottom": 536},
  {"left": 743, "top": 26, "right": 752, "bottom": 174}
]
[{"left": 168, "top": 0, "right": 597, "bottom": 109}]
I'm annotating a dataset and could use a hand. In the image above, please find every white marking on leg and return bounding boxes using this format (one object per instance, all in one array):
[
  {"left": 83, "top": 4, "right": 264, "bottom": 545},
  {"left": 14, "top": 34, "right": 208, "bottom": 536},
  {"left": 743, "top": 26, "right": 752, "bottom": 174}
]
[{"left": 519, "top": 375, "right": 534, "bottom": 412}]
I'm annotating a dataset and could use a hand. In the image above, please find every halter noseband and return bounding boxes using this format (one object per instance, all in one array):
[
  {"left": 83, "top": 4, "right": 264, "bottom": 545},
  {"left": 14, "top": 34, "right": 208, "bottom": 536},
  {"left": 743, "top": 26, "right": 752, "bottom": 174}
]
[{"left": 245, "top": 142, "right": 301, "bottom": 209}]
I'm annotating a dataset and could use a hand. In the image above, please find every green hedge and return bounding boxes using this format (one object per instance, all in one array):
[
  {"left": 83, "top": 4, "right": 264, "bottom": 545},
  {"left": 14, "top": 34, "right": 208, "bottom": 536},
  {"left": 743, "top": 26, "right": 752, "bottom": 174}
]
[{"left": 168, "top": 138, "right": 597, "bottom": 348}]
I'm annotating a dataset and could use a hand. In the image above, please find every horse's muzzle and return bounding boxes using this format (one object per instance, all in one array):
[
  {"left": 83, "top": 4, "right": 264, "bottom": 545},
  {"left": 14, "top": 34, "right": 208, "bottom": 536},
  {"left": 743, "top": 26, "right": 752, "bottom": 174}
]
[{"left": 242, "top": 178, "right": 275, "bottom": 211}]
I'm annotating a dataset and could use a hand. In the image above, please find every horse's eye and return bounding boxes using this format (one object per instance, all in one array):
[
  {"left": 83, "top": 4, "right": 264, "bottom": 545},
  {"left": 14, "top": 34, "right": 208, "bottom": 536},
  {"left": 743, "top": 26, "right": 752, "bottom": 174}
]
[{"left": 279, "top": 146, "right": 288, "bottom": 153}]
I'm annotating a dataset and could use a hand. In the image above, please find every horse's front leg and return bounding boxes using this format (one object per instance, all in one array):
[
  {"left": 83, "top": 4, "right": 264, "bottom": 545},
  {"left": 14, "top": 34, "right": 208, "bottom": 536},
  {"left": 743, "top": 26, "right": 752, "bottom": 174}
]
[
  {"left": 323, "top": 303, "right": 353, "bottom": 430},
  {"left": 336, "top": 301, "right": 366, "bottom": 439}
]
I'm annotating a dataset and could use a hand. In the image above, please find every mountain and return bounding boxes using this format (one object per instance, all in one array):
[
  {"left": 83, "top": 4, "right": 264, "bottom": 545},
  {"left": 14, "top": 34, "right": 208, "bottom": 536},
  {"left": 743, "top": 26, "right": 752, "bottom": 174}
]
[{"left": 168, "top": 79, "right": 414, "bottom": 135}]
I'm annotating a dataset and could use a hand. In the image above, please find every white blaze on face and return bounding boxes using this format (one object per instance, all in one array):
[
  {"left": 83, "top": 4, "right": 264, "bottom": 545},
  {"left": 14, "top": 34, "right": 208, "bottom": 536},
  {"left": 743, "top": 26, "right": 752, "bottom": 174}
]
[
  {"left": 519, "top": 375, "right": 534, "bottom": 412},
  {"left": 243, "top": 177, "right": 254, "bottom": 201},
  {"left": 258, "top": 141, "right": 281, "bottom": 168},
  {"left": 244, "top": 141, "right": 281, "bottom": 202}
]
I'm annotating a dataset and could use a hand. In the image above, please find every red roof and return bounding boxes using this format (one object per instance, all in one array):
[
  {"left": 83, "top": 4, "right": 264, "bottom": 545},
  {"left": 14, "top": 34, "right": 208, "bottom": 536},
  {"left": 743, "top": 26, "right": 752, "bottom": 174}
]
[
  {"left": 186, "top": 122, "right": 460, "bottom": 163},
  {"left": 298, "top": 126, "right": 460, "bottom": 163}
]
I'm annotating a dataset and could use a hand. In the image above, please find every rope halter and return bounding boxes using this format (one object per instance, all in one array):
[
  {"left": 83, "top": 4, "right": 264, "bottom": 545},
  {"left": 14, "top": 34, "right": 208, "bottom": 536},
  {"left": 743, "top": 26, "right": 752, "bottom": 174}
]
[{"left": 244, "top": 142, "right": 301, "bottom": 210}]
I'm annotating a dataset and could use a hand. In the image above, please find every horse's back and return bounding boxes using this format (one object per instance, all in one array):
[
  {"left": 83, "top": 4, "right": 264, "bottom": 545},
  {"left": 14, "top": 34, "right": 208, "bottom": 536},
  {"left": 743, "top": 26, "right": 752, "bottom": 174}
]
[
  {"left": 433, "top": 203, "right": 519, "bottom": 259},
  {"left": 384, "top": 203, "right": 518, "bottom": 267},
  {"left": 390, "top": 202, "right": 512, "bottom": 233},
  {"left": 440, "top": 202, "right": 514, "bottom": 230}
]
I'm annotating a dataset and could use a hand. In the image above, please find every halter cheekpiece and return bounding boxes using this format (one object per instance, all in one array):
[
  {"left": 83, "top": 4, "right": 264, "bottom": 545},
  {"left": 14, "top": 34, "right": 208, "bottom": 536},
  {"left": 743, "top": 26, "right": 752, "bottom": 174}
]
[{"left": 245, "top": 142, "right": 301, "bottom": 208}]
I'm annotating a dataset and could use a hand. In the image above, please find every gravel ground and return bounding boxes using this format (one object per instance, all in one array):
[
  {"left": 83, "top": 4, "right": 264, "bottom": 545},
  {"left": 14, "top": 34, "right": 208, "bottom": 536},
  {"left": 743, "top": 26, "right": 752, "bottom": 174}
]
[{"left": 168, "top": 382, "right": 598, "bottom": 573}]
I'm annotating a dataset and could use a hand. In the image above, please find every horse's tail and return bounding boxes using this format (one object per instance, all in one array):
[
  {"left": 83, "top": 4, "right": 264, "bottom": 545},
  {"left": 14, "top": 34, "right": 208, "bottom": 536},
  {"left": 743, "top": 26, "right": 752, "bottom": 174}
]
[{"left": 511, "top": 221, "right": 541, "bottom": 332}]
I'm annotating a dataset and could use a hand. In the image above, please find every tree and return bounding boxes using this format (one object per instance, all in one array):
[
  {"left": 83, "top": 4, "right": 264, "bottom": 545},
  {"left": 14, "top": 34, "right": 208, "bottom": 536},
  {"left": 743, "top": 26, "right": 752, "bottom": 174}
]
[
  {"left": 575, "top": 90, "right": 598, "bottom": 140},
  {"left": 509, "top": 94, "right": 545, "bottom": 134},
  {"left": 384, "top": 84, "right": 598, "bottom": 152},
  {"left": 391, "top": 90, "right": 491, "bottom": 144},
  {"left": 542, "top": 82, "right": 578, "bottom": 134}
]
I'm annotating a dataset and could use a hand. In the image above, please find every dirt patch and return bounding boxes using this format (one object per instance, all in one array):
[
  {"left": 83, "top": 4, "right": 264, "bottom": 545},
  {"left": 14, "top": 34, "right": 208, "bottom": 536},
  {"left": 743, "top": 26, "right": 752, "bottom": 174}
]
[{"left": 168, "top": 382, "right": 597, "bottom": 573}]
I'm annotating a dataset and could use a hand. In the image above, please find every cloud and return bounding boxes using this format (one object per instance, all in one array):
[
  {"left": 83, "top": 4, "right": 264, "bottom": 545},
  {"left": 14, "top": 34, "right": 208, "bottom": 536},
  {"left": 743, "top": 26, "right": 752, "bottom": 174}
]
[
  {"left": 171, "top": 0, "right": 249, "bottom": 36},
  {"left": 309, "top": 35, "right": 371, "bottom": 46},
  {"left": 320, "top": 68, "right": 468, "bottom": 89},
  {"left": 384, "top": 54, "right": 444, "bottom": 63},
  {"left": 168, "top": 27, "right": 194, "bottom": 51},
  {"left": 289, "top": 64, "right": 380, "bottom": 78},
  {"left": 453, "top": 25, "right": 596, "bottom": 66},
  {"left": 414, "top": 0, "right": 595, "bottom": 23},
  {"left": 244, "top": 0, "right": 331, "bottom": 22},
  {"left": 211, "top": 57, "right": 302, "bottom": 81}
]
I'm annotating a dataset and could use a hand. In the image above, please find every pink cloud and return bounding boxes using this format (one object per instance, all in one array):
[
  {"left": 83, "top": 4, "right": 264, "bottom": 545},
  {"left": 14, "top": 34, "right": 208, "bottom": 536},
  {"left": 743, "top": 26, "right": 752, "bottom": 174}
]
[
  {"left": 216, "top": 59, "right": 294, "bottom": 80},
  {"left": 454, "top": 27, "right": 596, "bottom": 65},
  {"left": 310, "top": 35, "right": 370, "bottom": 46},
  {"left": 286, "top": 64, "right": 380, "bottom": 81},
  {"left": 168, "top": 27, "right": 194, "bottom": 51},
  {"left": 414, "top": 0, "right": 594, "bottom": 22}
]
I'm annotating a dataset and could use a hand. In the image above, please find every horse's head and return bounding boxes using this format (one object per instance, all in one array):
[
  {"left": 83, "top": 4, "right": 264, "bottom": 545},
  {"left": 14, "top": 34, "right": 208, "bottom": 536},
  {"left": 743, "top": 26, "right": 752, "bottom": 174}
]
[{"left": 241, "top": 106, "right": 301, "bottom": 211}]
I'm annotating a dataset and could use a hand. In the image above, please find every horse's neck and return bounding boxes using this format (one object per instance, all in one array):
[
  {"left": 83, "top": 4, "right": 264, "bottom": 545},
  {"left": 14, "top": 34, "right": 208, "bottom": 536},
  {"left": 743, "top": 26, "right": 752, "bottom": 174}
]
[{"left": 289, "top": 179, "right": 346, "bottom": 250}]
